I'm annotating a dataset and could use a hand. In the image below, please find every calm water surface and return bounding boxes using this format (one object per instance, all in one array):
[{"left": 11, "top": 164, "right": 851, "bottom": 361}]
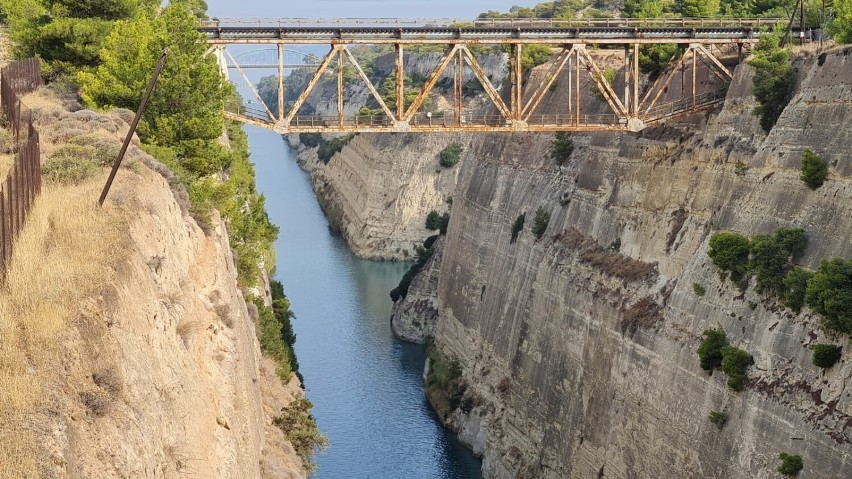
[{"left": 247, "top": 126, "right": 481, "bottom": 478}]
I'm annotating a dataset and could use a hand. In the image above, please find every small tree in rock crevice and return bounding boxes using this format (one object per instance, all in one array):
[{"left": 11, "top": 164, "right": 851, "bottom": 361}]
[{"left": 800, "top": 148, "right": 828, "bottom": 190}]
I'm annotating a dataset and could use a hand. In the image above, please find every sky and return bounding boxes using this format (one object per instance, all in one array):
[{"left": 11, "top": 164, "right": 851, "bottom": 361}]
[{"left": 204, "top": 0, "right": 539, "bottom": 20}]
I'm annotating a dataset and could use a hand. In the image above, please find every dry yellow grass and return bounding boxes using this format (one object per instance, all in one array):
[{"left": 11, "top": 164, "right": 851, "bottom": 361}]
[
  {"left": 0, "top": 152, "right": 13, "bottom": 180},
  {"left": 0, "top": 173, "right": 126, "bottom": 478}
]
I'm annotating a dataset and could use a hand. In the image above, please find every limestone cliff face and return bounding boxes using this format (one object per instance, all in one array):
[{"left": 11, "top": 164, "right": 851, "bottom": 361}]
[
  {"left": 292, "top": 133, "right": 462, "bottom": 260},
  {"left": 403, "top": 47, "right": 852, "bottom": 478},
  {"left": 390, "top": 237, "right": 444, "bottom": 342},
  {"left": 16, "top": 92, "right": 306, "bottom": 478}
]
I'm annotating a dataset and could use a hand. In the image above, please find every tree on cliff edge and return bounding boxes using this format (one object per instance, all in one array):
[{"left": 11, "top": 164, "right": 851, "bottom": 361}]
[{"left": 749, "top": 30, "right": 794, "bottom": 132}]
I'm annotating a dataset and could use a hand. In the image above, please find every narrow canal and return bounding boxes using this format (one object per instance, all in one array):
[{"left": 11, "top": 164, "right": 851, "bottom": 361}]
[{"left": 248, "top": 126, "right": 481, "bottom": 478}]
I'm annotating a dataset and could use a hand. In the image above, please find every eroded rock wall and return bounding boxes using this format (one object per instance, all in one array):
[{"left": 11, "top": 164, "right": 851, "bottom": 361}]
[{"left": 418, "top": 47, "right": 852, "bottom": 478}]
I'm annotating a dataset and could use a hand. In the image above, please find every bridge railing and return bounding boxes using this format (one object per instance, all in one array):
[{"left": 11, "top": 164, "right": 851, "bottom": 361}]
[
  {"left": 644, "top": 88, "right": 727, "bottom": 121},
  {"left": 201, "top": 17, "right": 784, "bottom": 29}
]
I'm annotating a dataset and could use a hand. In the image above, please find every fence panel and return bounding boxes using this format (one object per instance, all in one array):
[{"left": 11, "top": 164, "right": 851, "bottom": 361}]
[{"left": 0, "top": 58, "right": 43, "bottom": 283}]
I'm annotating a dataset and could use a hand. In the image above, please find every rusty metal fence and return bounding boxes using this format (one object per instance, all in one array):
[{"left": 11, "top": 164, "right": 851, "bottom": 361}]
[{"left": 0, "top": 58, "right": 43, "bottom": 282}]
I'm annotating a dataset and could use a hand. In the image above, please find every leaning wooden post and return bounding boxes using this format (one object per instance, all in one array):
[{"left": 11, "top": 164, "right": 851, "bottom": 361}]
[{"left": 99, "top": 49, "right": 168, "bottom": 206}]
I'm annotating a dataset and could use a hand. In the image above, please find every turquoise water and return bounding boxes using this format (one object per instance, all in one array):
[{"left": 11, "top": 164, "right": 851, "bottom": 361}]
[{"left": 247, "top": 126, "right": 481, "bottom": 478}]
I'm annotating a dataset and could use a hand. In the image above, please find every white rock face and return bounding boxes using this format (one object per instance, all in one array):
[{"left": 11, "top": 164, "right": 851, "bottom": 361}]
[{"left": 406, "top": 48, "right": 852, "bottom": 478}]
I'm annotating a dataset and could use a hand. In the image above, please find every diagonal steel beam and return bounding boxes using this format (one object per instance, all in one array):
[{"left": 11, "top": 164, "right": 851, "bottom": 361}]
[
  {"left": 341, "top": 46, "right": 396, "bottom": 120},
  {"left": 639, "top": 48, "right": 681, "bottom": 110},
  {"left": 460, "top": 45, "right": 512, "bottom": 121},
  {"left": 395, "top": 44, "right": 405, "bottom": 120},
  {"left": 641, "top": 48, "right": 690, "bottom": 116},
  {"left": 522, "top": 46, "right": 572, "bottom": 121},
  {"left": 224, "top": 48, "right": 276, "bottom": 122},
  {"left": 695, "top": 44, "right": 732, "bottom": 79},
  {"left": 403, "top": 44, "right": 460, "bottom": 121},
  {"left": 338, "top": 48, "right": 345, "bottom": 126},
  {"left": 284, "top": 45, "right": 339, "bottom": 125},
  {"left": 577, "top": 47, "right": 628, "bottom": 118}
]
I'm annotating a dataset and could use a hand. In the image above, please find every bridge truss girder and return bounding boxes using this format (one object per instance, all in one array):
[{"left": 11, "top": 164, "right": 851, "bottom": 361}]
[{"left": 209, "top": 39, "right": 739, "bottom": 134}]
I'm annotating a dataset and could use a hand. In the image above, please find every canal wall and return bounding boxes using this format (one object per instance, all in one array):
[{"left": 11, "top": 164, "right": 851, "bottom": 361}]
[
  {"left": 2, "top": 88, "right": 306, "bottom": 478},
  {"left": 417, "top": 46, "right": 852, "bottom": 478}
]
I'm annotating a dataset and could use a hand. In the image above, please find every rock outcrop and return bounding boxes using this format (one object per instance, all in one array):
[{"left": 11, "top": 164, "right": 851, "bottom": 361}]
[{"left": 397, "top": 47, "right": 852, "bottom": 478}]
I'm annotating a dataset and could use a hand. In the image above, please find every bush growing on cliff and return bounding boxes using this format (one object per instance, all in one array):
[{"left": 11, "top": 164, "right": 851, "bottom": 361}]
[
  {"left": 831, "top": 0, "right": 852, "bottom": 44},
  {"left": 698, "top": 328, "right": 728, "bottom": 372},
  {"left": 812, "top": 344, "right": 842, "bottom": 368},
  {"left": 316, "top": 134, "right": 355, "bottom": 163},
  {"left": 750, "top": 228, "right": 806, "bottom": 295},
  {"left": 749, "top": 30, "right": 794, "bottom": 132},
  {"left": 783, "top": 266, "right": 813, "bottom": 312},
  {"left": 721, "top": 346, "right": 752, "bottom": 391},
  {"left": 550, "top": 133, "right": 574, "bottom": 165},
  {"left": 777, "top": 452, "right": 803, "bottom": 476},
  {"left": 273, "top": 398, "right": 327, "bottom": 474},
  {"left": 510, "top": 213, "right": 526, "bottom": 244},
  {"left": 805, "top": 259, "right": 852, "bottom": 334},
  {"left": 692, "top": 283, "right": 706, "bottom": 296},
  {"left": 299, "top": 133, "right": 322, "bottom": 148},
  {"left": 439, "top": 143, "right": 463, "bottom": 168},
  {"left": 800, "top": 149, "right": 828, "bottom": 190},
  {"left": 425, "top": 210, "right": 450, "bottom": 234},
  {"left": 708, "top": 410, "right": 728, "bottom": 430},
  {"left": 531, "top": 207, "right": 550, "bottom": 240},
  {"left": 390, "top": 243, "right": 435, "bottom": 302},
  {"left": 708, "top": 232, "right": 751, "bottom": 283}
]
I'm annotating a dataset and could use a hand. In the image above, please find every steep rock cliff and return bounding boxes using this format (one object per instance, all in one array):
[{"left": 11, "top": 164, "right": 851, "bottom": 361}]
[
  {"left": 2, "top": 90, "right": 306, "bottom": 479},
  {"left": 409, "top": 47, "right": 852, "bottom": 478}
]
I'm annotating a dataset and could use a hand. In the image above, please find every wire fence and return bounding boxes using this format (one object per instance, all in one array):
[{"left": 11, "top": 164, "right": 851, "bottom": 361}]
[{"left": 0, "top": 58, "right": 43, "bottom": 283}]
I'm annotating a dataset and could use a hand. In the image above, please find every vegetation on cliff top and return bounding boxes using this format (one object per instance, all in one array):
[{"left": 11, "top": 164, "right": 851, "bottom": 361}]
[{"left": 749, "top": 29, "right": 794, "bottom": 132}]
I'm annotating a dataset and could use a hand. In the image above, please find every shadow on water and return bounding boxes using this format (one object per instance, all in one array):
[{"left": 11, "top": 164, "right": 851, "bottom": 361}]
[{"left": 244, "top": 125, "right": 481, "bottom": 479}]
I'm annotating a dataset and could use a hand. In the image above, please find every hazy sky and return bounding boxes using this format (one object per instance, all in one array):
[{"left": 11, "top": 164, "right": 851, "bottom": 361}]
[{"left": 204, "top": 0, "right": 539, "bottom": 20}]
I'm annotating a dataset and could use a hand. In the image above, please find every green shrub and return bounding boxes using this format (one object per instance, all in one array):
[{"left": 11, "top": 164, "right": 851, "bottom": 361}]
[
  {"left": 721, "top": 346, "right": 753, "bottom": 391},
  {"left": 299, "top": 133, "right": 322, "bottom": 148},
  {"left": 708, "top": 410, "right": 728, "bottom": 430},
  {"left": 805, "top": 259, "right": 852, "bottom": 333},
  {"left": 749, "top": 31, "right": 794, "bottom": 132},
  {"left": 510, "top": 213, "right": 525, "bottom": 244},
  {"left": 708, "top": 232, "right": 751, "bottom": 282},
  {"left": 439, "top": 143, "right": 463, "bottom": 168},
  {"left": 777, "top": 452, "right": 803, "bottom": 476},
  {"left": 550, "top": 132, "right": 574, "bottom": 165},
  {"left": 693, "top": 283, "right": 706, "bottom": 297},
  {"left": 316, "top": 134, "right": 354, "bottom": 163},
  {"left": 591, "top": 67, "right": 617, "bottom": 102},
  {"left": 390, "top": 242, "right": 435, "bottom": 302},
  {"left": 531, "top": 207, "right": 550, "bottom": 240},
  {"left": 812, "top": 344, "right": 842, "bottom": 368},
  {"left": 609, "top": 238, "right": 621, "bottom": 253},
  {"left": 698, "top": 328, "right": 728, "bottom": 372},
  {"left": 253, "top": 291, "right": 299, "bottom": 383},
  {"left": 273, "top": 398, "right": 327, "bottom": 474},
  {"left": 750, "top": 234, "right": 791, "bottom": 295},
  {"left": 734, "top": 160, "right": 749, "bottom": 176},
  {"left": 783, "top": 267, "right": 813, "bottom": 312},
  {"left": 800, "top": 149, "right": 828, "bottom": 190},
  {"left": 831, "top": 0, "right": 852, "bottom": 44},
  {"left": 425, "top": 210, "right": 450, "bottom": 234}
]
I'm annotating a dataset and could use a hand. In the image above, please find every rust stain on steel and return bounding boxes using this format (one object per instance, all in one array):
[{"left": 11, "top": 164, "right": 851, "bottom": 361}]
[
  {"left": 696, "top": 43, "right": 733, "bottom": 78},
  {"left": 395, "top": 44, "right": 404, "bottom": 120}
]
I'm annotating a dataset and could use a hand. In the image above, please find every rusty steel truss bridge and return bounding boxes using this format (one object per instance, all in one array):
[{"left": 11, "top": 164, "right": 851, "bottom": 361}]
[{"left": 200, "top": 17, "right": 781, "bottom": 133}]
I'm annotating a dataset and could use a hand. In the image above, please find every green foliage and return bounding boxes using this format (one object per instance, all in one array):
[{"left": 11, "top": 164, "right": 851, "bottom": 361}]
[
  {"left": 708, "top": 232, "right": 751, "bottom": 283},
  {"left": 680, "top": 0, "right": 721, "bottom": 16},
  {"left": 316, "top": 135, "right": 355, "bottom": 163},
  {"left": 693, "top": 283, "right": 706, "bottom": 296},
  {"left": 749, "top": 30, "right": 794, "bottom": 132},
  {"left": 390, "top": 241, "right": 436, "bottom": 302},
  {"left": 1, "top": 0, "right": 158, "bottom": 77},
  {"left": 550, "top": 132, "right": 574, "bottom": 165},
  {"left": 531, "top": 207, "right": 550, "bottom": 240},
  {"left": 708, "top": 410, "right": 728, "bottom": 430},
  {"left": 749, "top": 234, "right": 792, "bottom": 294},
  {"left": 639, "top": 44, "right": 679, "bottom": 79},
  {"left": 591, "top": 67, "right": 617, "bottom": 101},
  {"left": 721, "top": 346, "right": 752, "bottom": 391},
  {"left": 832, "top": 0, "right": 852, "bottom": 44},
  {"left": 521, "top": 44, "right": 553, "bottom": 71},
  {"left": 812, "top": 344, "right": 842, "bottom": 368},
  {"left": 805, "top": 259, "right": 852, "bottom": 334},
  {"left": 777, "top": 453, "right": 803, "bottom": 476},
  {"left": 439, "top": 143, "right": 463, "bottom": 168},
  {"left": 42, "top": 143, "right": 115, "bottom": 183},
  {"left": 299, "top": 133, "right": 322, "bottom": 148},
  {"left": 800, "top": 149, "right": 828, "bottom": 190},
  {"left": 253, "top": 293, "right": 297, "bottom": 382},
  {"left": 425, "top": 210, "right": 450, "bottom": 234},
  {"left": 698, "top": 328, "right": 728, "bottom": 372},
  {"left": 510, "top": 213, "right": 525, "bottom": 244},
  {"left": 273, "top": 398, "right": 327, "bottom": 474},
  {"left": 734, "top": 160, "right": 749, "bottom": 176},
  {"left": 378, "top": 74, "right": 432, "bottom": 112},
  {"left": 783, "top": 267, "right": 813, "bottom": 312},
  {"left": 425, "top": 340, "right": 467, "bottom": 411}
]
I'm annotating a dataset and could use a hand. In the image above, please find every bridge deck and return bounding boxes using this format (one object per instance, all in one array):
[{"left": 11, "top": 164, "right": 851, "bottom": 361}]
[{"left": 200, "top": 17, "right": 781, "bottom": 44}]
